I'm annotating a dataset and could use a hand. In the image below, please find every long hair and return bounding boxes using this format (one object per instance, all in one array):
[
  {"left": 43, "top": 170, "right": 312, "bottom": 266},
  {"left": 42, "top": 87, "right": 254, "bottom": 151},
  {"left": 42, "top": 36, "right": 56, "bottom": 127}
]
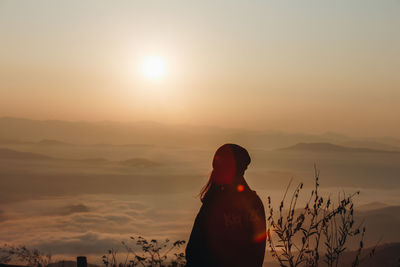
[{"left": 200, "top": 144, "right": 251, "bottom": 202}]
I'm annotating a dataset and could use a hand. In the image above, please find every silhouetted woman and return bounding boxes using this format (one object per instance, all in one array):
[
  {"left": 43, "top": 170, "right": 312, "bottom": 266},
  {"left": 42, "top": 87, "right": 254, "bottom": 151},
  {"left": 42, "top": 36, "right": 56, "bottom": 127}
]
[{"left": 186, "top": 144, "right": 266, "bottom": 267}]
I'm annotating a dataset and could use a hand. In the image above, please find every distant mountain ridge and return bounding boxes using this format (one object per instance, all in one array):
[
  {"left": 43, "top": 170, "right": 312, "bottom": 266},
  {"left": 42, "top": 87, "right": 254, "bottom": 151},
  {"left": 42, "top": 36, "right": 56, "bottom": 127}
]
[
  {"left": 337, "top": 242, "right": 400, "bottom": 267},
  {"left": 1, "top": 117, "right": 400, "bottom": 150},
  {"left": 0, "top": 148, "right": 53, "bottom": 160},
  {"left": 358, "top": 201, "right": 390, "bottom": 211},
  {"left": 36, "top": 139, "right": 73, "bottom": 146},
  {"left": 120, "top": 158, "right": 159, "bottom": 167},
  {"left": 0, "top": 147, "right": 158, "bottom": 167},
  {"left": 279, "top": 142, "right": 400, "bottom": 154}
]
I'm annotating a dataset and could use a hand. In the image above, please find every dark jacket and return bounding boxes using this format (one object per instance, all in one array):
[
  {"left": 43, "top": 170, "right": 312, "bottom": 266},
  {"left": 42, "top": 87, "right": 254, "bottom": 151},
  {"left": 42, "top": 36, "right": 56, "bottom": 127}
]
[{"left": 186, "top": 186, "right": 266, "bottom": 267}]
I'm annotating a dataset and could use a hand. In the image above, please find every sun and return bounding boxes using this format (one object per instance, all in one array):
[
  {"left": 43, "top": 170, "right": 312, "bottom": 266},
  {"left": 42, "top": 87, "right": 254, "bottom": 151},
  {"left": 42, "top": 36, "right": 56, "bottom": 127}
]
[{"left": 141, "top": 56, "right": 167, "bottom": 81}]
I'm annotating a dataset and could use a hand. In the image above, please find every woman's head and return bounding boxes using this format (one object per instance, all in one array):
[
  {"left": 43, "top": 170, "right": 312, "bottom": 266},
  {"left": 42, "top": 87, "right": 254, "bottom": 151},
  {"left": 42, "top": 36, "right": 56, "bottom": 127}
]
[
  {"left": 211, "top": 144, "right": 251, "bottom": 185},
  {"left": 200, "top": 144, "right": 251, "bottom": 201}
]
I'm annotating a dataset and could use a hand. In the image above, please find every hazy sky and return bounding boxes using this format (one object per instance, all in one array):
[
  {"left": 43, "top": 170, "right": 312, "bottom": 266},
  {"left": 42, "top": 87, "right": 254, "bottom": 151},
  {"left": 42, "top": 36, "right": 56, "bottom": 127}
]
[{"left": 1, "top": 0, "right": 399, "bottom": 137}]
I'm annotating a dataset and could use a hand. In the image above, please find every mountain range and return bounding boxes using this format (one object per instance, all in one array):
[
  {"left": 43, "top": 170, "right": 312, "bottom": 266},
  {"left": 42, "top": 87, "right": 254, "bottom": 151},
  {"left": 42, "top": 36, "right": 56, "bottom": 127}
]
[
  {"left": 1, "top": 117, "right": 400, "bottom": 150},
  {"left": 279, "top": 142, "right": 400, "bottom": 154}
]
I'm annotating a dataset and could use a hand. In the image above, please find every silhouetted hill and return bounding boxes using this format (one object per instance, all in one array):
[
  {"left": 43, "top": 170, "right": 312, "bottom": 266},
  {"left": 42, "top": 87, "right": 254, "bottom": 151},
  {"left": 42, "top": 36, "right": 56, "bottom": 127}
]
[
  {"left": 0, "top": 148, "right": 157, "bottom": 168},
  {"left": 0, "top": 148, "right": 53, "bottom": 160},
  {"left": 36, "top": 139, "right": 73, "bottom": 146},
  {"left": 359, "top": 201, "right": 389, "bottom": 211},
  {"left": 2, "top": 117, "right": 400, "bottom": 150},
  {"left": 337, "top": 242, "right": 400, "bottom": 267},
  {"left": 355, "top": 205, "right": 400, "bottom": 246},
  {"left": 78, "top": 157, "right": 157, "bottom": 167},
  {"left": 341, "top": 140, "right": 400, "bottom": 151},
  {"left": 120, "top": 158, "right": 159, "bottom": 167},
  {"left": 279, "top": 142, "right": 400, "bottom": 154},
  {"left": 79, "top": 157, "right": 110, "bottom": 164}
]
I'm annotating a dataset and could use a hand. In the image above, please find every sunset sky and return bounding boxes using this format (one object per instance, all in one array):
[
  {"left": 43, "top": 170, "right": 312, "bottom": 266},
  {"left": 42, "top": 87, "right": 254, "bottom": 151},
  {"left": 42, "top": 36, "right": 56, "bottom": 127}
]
[{"left": 1, "top": 0, "right": 399, "bottom": 136}]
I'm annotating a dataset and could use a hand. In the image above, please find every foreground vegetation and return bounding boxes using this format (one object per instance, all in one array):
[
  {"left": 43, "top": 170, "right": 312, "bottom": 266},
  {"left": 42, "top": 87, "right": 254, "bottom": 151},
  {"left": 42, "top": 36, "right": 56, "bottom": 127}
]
[
  {"left": 266, "top": 166, "right": 373, "bottom": 267},
  {"left": 102, "top": 236, "right": 186, "bottom": 267},
  {"left": 0, "top": 244, "right": 52, "bottom": 267}
]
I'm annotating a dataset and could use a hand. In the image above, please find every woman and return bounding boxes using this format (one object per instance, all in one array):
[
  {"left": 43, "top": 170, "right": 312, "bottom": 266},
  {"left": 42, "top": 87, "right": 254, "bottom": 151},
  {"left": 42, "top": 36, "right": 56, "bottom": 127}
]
[{"left": 186, "top": 144, "right": 266, "bottom": 267}]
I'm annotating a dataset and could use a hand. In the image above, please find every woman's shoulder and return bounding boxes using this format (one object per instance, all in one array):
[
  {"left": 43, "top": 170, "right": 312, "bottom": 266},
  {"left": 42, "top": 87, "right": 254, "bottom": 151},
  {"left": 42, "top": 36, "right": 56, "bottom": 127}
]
[{"left": 247, "top": 190, "right": 264, "bottom": 209}]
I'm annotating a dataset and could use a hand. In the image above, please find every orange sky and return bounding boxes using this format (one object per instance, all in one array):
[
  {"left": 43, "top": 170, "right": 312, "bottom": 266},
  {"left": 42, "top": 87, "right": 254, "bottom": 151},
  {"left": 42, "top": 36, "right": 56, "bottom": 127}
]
[{"left": 1, "top": 0, "right": 399, "bottom": 137}]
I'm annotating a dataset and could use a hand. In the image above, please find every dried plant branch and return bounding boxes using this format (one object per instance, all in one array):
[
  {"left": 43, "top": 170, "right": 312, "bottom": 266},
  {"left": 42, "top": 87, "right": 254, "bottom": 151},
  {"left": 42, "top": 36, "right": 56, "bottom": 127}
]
[
  {"left": 267, "top": 166, "right": 367, "bottom": 267},
  {"left": 102, "top": 235, "right": 186, "bottom": 267}
]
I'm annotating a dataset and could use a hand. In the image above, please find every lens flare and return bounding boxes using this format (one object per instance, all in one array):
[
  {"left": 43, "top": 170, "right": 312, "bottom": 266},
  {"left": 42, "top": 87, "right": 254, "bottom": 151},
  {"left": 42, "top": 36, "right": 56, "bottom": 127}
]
[{"left": 237, "top": 184, "right": 244, "bottom": 192}]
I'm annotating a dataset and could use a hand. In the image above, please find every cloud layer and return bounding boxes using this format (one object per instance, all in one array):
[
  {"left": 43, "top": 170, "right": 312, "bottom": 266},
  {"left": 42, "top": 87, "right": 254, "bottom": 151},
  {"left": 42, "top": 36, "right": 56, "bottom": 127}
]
[{"left": 0, "top": 193, "right": 198, "bottom": 263}]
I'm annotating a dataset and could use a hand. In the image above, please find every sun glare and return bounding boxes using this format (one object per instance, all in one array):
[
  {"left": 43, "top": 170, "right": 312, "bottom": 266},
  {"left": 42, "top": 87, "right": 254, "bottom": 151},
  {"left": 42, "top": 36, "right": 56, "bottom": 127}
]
[{"left": 141, "top": 56, "right": 167, "bottom": 81}]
